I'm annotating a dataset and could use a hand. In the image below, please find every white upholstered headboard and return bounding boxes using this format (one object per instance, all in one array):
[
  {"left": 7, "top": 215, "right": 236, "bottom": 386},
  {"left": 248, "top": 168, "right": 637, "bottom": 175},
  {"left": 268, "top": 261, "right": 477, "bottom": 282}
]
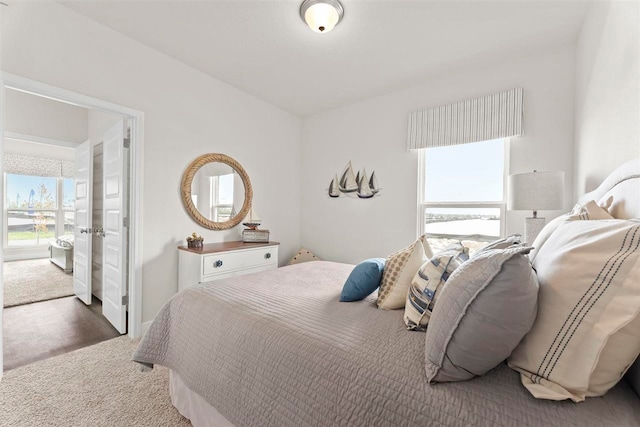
[{"left": 578, "top": 158, "right": 640, "bottom": 219}]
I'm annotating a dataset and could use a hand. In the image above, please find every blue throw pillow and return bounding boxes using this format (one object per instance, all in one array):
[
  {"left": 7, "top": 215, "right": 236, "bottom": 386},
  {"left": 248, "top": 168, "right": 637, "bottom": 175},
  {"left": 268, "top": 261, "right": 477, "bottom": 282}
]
[{"left": 340, "top": 258, "right": 386, "bottom": 302}]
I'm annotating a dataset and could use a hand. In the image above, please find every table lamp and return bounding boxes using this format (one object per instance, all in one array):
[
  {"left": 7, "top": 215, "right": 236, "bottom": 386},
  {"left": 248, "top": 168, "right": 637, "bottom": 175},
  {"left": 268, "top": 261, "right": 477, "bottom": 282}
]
[{"left": 508, "top": 170, "right": 564, "bottom": 244}]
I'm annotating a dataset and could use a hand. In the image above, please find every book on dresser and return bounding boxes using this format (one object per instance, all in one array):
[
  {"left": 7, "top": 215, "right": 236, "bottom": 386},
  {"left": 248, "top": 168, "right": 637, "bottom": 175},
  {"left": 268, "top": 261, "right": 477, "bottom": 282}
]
[
  {"left": 242, "top": 229, "right": 270, "bottom": 243},
  {"left": 177, "top": 240, "right": 279, "bottom": 291}
]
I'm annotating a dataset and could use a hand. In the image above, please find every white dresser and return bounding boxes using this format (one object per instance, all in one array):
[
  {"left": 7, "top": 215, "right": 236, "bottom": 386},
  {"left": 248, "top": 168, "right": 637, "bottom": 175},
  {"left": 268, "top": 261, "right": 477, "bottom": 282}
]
[{"left": 178, "top": 241, "right": 279, "bottom": 291}]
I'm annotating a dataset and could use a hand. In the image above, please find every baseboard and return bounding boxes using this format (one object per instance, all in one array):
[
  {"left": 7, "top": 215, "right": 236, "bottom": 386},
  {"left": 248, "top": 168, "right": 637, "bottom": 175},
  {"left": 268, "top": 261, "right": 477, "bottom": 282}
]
[{"left": 4, "top": 247, "right": 49, "bottom": 262}]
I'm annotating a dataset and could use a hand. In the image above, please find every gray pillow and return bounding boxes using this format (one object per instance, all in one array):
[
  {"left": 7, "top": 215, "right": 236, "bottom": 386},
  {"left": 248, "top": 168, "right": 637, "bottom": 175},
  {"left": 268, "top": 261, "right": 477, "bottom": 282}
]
[
  {"left": 425, "top": 246, "right": 539, "bottom": 383},
  {"left": 474, "top": 234, "right": 522, "bottom": 255}
]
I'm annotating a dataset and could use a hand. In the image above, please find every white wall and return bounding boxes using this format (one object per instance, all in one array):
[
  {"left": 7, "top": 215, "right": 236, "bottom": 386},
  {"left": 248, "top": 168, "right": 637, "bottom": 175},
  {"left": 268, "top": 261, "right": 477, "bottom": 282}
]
[
  {"left": 3, "top": 90, "right": 84, "bottom": 262},
  {"left": 301, "top": 47, "right": 575, "bottom": 264},
  {"left": 574, "top": 0, "right": 640, "bottom": 197},
  {"left": 3, "top": 139, "right": 74, "bottom": 161},
  {"left": 88, "top": 110, "right": 122, "bottom": 146},
  {"left": 3, "top": 90, "right": 83, "bottom": 230},
  {"left": 1, "top": 0, "right": 302, "bottom": 323},
  {"left": 5, "top": 88, "right": 88, "bottom": 143}
]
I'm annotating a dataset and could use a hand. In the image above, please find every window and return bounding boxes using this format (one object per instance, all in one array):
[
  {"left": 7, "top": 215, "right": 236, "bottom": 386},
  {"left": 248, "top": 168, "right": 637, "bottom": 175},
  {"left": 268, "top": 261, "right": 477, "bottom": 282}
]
[
  {"left": 418, "top": 139, "right": 508, "bottom": 255},
  {"left": 210, "top": 173, "right": 234, "bottom": 222},
  {"left": 5, "top": 174, "right": 75, "bottom": 247}
]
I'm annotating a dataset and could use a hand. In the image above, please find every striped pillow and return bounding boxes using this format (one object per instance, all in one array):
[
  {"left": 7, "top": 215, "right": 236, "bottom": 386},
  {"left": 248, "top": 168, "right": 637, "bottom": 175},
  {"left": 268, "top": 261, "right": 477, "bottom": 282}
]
[
  {"left": 404, "top": 243, "right": 468, "bottom": 331},
  {"left": 508, "top": 219, "right": 640, "bottom": 402}
]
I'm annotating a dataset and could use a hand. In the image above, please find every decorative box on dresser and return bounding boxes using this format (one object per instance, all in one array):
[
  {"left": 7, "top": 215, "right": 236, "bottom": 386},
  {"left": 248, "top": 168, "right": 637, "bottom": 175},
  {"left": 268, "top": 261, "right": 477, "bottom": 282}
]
[{"left": 178, "top": 241, "right": 279, "bottom": 291}]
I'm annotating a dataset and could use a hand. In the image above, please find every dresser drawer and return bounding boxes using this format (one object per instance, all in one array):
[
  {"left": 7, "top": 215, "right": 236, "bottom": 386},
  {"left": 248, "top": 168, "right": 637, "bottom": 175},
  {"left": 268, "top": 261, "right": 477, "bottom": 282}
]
[
  {"left": 201, "top": 263, "right": 275, "bottom": 284},
  {"left": 202, "top": 246, "right": 277, "bottom": 277},
  {"left": 178, "top": 241, "right": 280, "bottom": 292}
]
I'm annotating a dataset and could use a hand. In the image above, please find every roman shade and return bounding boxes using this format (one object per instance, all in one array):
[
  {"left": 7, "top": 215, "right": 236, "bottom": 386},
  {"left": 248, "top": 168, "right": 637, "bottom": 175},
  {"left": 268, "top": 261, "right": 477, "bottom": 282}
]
[
  {"left": 407, "top": 88, "right": 524, "bottom": 150},
  {"left": 4, "top": 153, "right": 75, "bottom": 178}
]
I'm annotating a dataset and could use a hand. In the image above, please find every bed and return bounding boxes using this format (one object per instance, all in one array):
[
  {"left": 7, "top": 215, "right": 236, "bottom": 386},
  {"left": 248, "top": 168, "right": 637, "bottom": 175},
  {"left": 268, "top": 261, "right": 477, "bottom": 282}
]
[{"left": 134, "top": 158, "right": 640, "bottom": 427}]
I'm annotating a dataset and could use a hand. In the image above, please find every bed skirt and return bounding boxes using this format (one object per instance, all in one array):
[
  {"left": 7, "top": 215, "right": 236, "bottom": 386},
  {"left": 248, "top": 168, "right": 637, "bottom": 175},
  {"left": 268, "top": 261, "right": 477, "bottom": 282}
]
[{"left": 170, "top": 370, "right": 235, "bottom": 427}]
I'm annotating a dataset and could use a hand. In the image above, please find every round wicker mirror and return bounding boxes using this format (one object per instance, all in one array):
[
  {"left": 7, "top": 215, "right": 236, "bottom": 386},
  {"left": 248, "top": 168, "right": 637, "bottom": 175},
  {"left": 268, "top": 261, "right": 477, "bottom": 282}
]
[{"left": 180, "top": 153, "right": 253, "bottom": 230}]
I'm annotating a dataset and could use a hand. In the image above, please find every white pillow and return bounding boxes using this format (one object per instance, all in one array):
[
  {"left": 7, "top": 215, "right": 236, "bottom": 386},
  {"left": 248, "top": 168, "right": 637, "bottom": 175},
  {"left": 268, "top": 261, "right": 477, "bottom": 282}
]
[
  {"left": 508, "top": 219, "right": 640, "bottom": 402},
  {"left": 529, "top": 198, "right": 614, "bottom": 262},
  {"left": 288, "top": 248, "right": 321, "bottom": 265},
  {"left": 377, "top": 235, "right": 432, "bottom": 310}
]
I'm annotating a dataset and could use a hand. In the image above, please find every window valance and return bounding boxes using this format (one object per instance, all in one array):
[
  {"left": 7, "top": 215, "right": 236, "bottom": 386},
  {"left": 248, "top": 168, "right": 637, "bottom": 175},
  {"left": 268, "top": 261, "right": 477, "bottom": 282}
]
[
  {"left": 4, "top": 153, "right": 75, "bottom": 179},
  {"left": 407, "top": 87, "right": 524, "bottom": 150}
]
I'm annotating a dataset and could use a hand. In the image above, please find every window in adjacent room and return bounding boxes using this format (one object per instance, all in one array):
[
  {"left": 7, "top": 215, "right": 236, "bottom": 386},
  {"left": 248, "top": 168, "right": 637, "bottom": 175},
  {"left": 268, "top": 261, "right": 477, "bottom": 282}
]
[
  {"left": 418, "top": 138, "right": 508, "bottom": 255},
  {"left": 5, "top": 174, "right": 75, "bottom": 247}
]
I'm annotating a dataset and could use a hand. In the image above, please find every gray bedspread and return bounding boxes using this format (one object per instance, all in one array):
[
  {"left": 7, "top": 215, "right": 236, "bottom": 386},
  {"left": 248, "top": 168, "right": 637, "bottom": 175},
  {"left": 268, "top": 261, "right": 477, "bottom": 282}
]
[{"left": 134, "top": 261, "right": 640, "bottom": 427}]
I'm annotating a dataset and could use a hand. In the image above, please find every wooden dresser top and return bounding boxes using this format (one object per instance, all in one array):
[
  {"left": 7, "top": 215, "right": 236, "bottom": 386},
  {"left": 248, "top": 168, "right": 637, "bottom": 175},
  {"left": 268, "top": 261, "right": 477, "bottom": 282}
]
[{"left": 178, "top": 240, "right": 280, "bottom": 255}]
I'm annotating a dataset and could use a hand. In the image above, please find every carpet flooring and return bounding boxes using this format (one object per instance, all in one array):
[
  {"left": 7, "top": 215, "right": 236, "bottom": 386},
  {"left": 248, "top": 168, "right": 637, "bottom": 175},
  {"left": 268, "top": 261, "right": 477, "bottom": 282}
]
[
  {"left": 0, "top": 336, "right": 191, "bottom": 427},
  {"left": 3, "top": 259, "right": 74, "bottom": 308}
]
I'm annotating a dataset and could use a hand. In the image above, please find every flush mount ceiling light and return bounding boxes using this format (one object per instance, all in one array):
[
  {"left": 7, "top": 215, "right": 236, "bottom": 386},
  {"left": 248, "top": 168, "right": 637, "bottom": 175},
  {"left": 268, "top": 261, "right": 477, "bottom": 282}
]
[{"left": 300, "top": 0, "right": 344, "bottom": 34}]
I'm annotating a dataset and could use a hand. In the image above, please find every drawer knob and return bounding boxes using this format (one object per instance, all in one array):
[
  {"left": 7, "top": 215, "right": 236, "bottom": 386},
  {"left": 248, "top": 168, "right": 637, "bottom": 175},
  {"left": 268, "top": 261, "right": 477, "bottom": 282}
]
[
  {"left": 214, "top": 260, "right": 223, "bottom": 268},
  {"left": 265, "top": 253, "right": 271, "bottom": 259}
]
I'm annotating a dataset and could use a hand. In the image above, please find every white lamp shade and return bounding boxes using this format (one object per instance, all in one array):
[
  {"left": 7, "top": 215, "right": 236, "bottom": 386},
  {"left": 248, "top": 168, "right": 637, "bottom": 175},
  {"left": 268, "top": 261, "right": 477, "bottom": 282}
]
[
  {"left": 300, "top": 0, "right": 344, "bottom": 33},
  {"left": 508, "top": 171, "right": 565, "bottom": 211}
]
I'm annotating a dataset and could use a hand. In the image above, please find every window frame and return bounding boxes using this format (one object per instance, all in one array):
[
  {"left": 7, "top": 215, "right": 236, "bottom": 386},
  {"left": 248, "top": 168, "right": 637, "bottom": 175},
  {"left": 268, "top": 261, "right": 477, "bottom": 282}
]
[
  {"left": 59, "top": 177, "right": 75, "bottom": 237},
  {"left": 3, "top": 174, "right": 75, "bottom": 249},
  {"left": 416, "top": 138, "right": 510, "bottom": 242}
]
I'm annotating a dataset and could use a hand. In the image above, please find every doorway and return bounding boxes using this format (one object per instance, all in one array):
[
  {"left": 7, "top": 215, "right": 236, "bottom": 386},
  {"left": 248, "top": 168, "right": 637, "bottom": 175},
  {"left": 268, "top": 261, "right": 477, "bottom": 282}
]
[{"left": 0, "top": 73, "right": 144, "bottom": 377}]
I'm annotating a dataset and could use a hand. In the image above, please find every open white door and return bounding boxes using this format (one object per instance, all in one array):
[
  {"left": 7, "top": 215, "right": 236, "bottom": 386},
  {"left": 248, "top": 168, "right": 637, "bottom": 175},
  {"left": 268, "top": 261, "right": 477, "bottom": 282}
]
[
  {"left": 73, "top": 140, "right": 93, "bottom": 305},
  {"left": 101, "top": 121, "right": 128, "bottom": 334}
]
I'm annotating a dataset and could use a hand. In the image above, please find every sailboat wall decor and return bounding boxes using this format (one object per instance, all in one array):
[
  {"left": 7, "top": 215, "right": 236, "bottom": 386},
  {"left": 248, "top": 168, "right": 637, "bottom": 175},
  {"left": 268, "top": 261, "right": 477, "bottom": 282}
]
[
  {"left": 327, "top": 161, "right": 382, "bottom": 199},
  {"left": 328, "top": 174, "right": 340, "bottom": 198},
  {"left": 339, "top": 161, "right": 358, "bottom": 193},
  {"left": 369, "top": 171, "right": 380, "bottom": 194}
]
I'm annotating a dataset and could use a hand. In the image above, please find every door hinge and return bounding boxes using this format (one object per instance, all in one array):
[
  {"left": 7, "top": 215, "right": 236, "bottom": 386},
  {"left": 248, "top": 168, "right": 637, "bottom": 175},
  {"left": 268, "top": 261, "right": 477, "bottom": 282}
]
[
  {"left": 123, "top": 138, "right": 131, "bottom": 149},
  {"left": 122, "top": 295, "right": 129, "bottom": 306},
  {"left": 123, "top": 217, "right": 129, "bottom": 227}
]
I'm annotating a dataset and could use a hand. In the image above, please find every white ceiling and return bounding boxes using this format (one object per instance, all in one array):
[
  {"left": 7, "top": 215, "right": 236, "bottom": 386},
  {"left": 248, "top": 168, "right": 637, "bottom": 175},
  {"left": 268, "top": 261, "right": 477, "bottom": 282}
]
[{"left": 58, "top": 0, "right": 590, "bottom": 117}]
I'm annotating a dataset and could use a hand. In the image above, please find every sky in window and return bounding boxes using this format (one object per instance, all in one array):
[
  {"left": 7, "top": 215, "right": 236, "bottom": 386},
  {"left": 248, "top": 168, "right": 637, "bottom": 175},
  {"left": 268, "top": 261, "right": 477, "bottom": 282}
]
[
  {"left": 5, "top": 174, "right": 75, "bottom": 209},
  {"left": 424, "top": 139, "right": 505, "bottom": 203},
  {"left": 63, "top": 178, "right": 74, "bottom": 208}
]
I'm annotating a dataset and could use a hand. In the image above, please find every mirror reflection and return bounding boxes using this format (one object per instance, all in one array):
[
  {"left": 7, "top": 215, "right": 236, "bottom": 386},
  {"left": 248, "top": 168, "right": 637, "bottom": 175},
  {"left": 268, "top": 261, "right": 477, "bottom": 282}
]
[{"left": 190, "top": 162, "right": 246, "bottom": 223}]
